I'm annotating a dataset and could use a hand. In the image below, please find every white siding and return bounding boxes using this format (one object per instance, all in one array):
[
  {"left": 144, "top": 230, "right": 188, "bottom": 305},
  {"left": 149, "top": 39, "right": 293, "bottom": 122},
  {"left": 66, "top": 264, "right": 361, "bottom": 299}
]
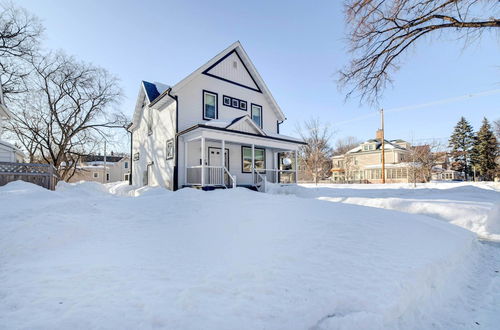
[
  {"left": 205, "top": 51, "right": 259, "bottom": 91},
  {"left": 132, "top": 99, "right": 176, "bottom": 189},
  {"left": 175, "top": 74, "right": 280, "bottom": 134}
]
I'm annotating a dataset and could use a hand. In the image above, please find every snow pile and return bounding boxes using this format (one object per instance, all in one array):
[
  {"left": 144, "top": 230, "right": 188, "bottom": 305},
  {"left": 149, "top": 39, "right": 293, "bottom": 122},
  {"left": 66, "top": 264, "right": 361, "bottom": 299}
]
[
  {"left": 484, "top": 201, "right": 500, "bottom": 235},
  {"left": 271, "top": 182, "right": 500, "bottom": 240},
  {"left": 1, "top": 181, "right": 497, "bottom": 329}
]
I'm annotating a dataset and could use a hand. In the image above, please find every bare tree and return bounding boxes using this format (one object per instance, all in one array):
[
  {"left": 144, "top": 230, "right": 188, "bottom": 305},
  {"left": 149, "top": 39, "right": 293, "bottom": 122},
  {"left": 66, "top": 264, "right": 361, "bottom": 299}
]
[
  {"left": 408, "top": 140, "right": 443, "bottom": 185},
  {"left": 6, "top": 52, "right": 125, "bottom": 180},
  {"left": 333, "top": 136, "right": 362, "bottom": 155},
  {"left": 340, "top": 0, "right": 500, "bottom": 103},
  {"left": 297, "top": 119, "right": 334, "bottom": 184},
  {"left": 494, "top": 119, "right": 500, "bottom": 139},
  {"left": 0, "top": 2, "right": 43, "bottom": 97}
]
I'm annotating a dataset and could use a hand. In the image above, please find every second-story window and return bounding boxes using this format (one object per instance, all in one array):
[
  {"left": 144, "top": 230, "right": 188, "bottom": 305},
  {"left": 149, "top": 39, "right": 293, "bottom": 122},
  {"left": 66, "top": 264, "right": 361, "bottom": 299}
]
[
  {"left": 203, "top": 90, "right": 217, "bottom": 120},
  {"left": 251, "top": 104, "right": 262, "bottom": 128}
]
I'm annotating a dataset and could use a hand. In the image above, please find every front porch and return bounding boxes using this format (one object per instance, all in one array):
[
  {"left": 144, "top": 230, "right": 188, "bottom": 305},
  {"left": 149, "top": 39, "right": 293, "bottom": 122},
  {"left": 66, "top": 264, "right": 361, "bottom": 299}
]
[{"left": 179, "top": 127, "right": 300, "bottom": 192}]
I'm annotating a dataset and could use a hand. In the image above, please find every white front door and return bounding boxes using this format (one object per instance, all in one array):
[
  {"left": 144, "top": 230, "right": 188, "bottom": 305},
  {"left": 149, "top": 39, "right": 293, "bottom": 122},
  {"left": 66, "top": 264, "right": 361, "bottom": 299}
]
[
  {"left": 208, "top": 147, "right": 229, "bottom": 168},
  {"left": 208, "top": 147, "right": 229, "bottom": 185}
]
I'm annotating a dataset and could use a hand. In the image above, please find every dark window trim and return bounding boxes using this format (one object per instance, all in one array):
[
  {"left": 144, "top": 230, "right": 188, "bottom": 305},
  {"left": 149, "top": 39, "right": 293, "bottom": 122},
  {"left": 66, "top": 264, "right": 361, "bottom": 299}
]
[
  {"left": 202, "top": 49, "right": 262, "bottom": 93},
  {"left": 202, "top": 90, "right": 218, "bottom": 120},
  {"left": 222, "top": 94, "right": 247, "bottom": 111},
  {"left": 166, "top": 138, "right": 174, "bottom": 160},
  {"left": 207, "top": 147, "right": 230, "bottom": 170},
  {"left": 241, "top": 146, "right": 266, "bottom": 174},
  {"left": 251, "top": 103, "right": 263, "bottom": 128}
]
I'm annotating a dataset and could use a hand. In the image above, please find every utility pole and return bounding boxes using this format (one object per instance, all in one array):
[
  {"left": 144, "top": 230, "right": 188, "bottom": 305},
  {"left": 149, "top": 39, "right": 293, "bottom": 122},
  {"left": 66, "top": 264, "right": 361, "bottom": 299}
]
[
  {"left": 103, "top": 140, "right": 107, "bottom": 184},
  {"left": 380, "top": 109, "right": 385, "bottom": 184}
]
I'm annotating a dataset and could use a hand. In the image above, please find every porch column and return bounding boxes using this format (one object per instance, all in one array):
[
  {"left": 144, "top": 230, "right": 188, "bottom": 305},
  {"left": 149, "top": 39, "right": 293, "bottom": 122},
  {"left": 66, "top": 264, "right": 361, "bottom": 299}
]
[
  {"left": 221, "top": 140, "right": 225, "bottom": 169},
  {"left": 201, "top": 137, "right": 205, "bottom": 187},
  {"left": 274, "top": 152, "right": 278, "bottom": 183},
  {"left": 221, "top": 139, "right": 225, "bottom": 186},
  {"left": 251, "top": 144, "right": 255, "bottom": 175},
  {"left": 294, "top": 149, "right": 298, "bottom": 184},
  {"left": 184, "top": 139, "right": 188, "bottom": 185}
]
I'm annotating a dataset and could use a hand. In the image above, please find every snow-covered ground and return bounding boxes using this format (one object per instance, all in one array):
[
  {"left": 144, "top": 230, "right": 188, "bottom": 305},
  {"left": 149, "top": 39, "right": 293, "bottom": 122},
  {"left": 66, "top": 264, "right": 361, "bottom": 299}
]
[
  {"left": 0, "top": 180, "right": 499, "bottom": 329},
  {"left": 273, "top": 182, "right": 500, "bottom": 240}
]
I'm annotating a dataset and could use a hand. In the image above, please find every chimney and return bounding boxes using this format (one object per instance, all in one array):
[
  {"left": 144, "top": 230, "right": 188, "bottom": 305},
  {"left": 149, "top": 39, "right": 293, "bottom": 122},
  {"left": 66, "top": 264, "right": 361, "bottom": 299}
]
[{"left": 376, "top": 129, "right": 384, "bottom": 141}]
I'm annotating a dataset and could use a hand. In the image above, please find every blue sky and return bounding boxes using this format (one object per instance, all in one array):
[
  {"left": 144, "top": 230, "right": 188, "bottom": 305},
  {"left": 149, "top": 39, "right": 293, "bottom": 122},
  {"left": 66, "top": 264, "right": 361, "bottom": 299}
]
[{"left": 16, "top": 0, "right": 499, "bottom": 150}]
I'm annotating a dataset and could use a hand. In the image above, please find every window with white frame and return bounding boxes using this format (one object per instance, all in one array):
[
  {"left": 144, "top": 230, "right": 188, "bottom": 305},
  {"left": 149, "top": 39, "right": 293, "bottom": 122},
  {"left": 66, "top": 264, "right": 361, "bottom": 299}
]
[
  {"left": 203, "top": 90, "right": 217, "bottom": 120},
  {"left": 124, "top": 161, "right": 128, "bottom": 169},
  {"left": 93, "top": 172, "right": 99, "bottom": 178},
  {"left": 251, "top": 104, "right": 262, "bottom": 128},
  {"left": 166, "top": 139, "right": 174, "bottom": 160},
  {"left": 242, "top": 146, "right": 265, "bottom": 173}
]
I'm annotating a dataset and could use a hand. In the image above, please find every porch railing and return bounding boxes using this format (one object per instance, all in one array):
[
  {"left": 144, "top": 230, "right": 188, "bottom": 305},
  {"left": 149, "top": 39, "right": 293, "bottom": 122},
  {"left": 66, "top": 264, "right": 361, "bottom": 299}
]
[
  {"left": 186, "top": 165, "right": 236, "bottom": 188},
  {"left": 253, "top": 169, "right": 296, "bottom": 184},
  {"left": 252, "top": 168, "right": 297, "bottom": 193}
]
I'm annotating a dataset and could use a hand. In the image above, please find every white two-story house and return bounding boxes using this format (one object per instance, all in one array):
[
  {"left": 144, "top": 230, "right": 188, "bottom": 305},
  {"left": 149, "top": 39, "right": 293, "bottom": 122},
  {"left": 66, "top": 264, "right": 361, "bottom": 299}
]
[{"left": 129, "top": 41, "right": 305, "bottom": 191}]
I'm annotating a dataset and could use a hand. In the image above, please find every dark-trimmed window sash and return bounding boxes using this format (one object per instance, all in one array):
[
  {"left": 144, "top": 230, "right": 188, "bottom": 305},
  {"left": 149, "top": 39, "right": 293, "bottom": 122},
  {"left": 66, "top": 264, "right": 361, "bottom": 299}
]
[
  {"left": 242, "top": 146, "right": 265, "bottom": 173},
  {"left": 203, "top": 91, "right": 217, "bottom": 120},
  {"left": 251, "top": 104, "right": 262, "bottom": 128}
]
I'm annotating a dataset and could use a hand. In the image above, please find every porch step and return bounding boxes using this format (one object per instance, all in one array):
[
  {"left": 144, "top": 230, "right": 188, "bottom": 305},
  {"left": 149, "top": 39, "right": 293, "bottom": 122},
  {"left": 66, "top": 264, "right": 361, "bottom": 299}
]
[
  {"left": 182, "top": 185, "right": 228, "bottom": 191},
  {"left": 182, "top": 184, "right": 259, "bottom": 191}
]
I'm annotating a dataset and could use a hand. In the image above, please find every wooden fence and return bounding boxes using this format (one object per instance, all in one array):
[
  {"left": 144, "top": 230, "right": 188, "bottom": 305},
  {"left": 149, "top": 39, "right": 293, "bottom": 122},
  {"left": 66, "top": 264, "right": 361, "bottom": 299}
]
[{"left": 0, "top": 162, "right": 59, "bottom": 190}]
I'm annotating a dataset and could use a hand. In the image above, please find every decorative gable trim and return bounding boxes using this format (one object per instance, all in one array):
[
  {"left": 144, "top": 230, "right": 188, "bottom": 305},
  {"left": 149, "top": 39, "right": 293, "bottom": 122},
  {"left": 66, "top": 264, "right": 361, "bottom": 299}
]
[
  {"left": 202, "top": 49, "right": 262, "bottom": 93},
  {"left": 225, "top": 115, "right": 266, "bottom": 136}
]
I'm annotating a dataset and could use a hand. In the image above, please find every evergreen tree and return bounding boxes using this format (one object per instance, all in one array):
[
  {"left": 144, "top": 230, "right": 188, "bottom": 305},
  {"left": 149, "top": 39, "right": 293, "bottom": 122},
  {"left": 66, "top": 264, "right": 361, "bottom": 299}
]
[
  {"left": 449, "top": 117, "right": 474, "bottom": 180},
  {"left": 471, "top": 118, "right": 498, "bottom": 181}
]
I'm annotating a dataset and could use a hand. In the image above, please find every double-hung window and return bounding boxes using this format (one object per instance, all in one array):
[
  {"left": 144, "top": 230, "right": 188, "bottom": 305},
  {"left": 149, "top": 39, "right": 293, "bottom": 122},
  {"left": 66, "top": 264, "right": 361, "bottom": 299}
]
[
  {"left": 242, "top": 146, "right": 265, "bottom": 173},
  {"left": 251, "top": 104, "right": 262, "bottom": 128},
  {"left": 203, "top": 90, "right": 217, "bottom": 120}
]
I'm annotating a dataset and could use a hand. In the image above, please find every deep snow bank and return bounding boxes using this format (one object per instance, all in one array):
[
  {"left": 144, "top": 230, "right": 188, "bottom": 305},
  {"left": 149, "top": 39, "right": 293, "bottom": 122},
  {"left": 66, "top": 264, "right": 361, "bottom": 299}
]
[
  {"left": 0, "top": 181, "right": 488, "bottom": 329},
  {"left": 270, "top": 182, "right": 500, "bottom": 240}
]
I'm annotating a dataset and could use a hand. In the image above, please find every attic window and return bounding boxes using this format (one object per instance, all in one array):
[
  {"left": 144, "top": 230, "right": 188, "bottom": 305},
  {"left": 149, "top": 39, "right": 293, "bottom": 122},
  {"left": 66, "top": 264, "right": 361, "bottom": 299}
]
[{"left": 233, "top": 61, "right": 238, "bottom": 69}]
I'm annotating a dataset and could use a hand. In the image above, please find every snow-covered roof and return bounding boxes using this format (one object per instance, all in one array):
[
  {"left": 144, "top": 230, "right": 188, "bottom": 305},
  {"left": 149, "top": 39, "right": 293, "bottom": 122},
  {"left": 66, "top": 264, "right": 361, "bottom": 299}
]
[
  {"left": 364, "top": 162, "right": 419, "bottom": 169},
  {"left": 142, "top": 81, "right": 171, "bottom": 103},
  {"left": 347, "top": 139, "right": 409, "bottom": 154}
]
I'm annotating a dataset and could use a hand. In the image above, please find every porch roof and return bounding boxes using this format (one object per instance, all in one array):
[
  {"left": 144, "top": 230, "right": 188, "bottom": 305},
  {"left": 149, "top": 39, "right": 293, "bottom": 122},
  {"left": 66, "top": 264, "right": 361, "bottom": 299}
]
[{"left": 178, "top": 124, "right": 306, "bottom": 150}]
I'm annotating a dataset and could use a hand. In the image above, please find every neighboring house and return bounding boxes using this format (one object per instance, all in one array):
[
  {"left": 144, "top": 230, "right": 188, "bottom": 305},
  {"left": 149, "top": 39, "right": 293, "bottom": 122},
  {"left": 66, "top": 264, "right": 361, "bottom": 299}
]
[
  {"left": 331, "top": 130, "right": 414, "bottom": 183},
  {"left": 129, "top": 41, "right": 305, "bottom": 190},
  {"left": 67, "top": 155, "right": 131, "bottom": 183},
  {"left": 431, "top": 168, "right": 464, "bottom": 181},
  {"left": 430, "top": 151, "right": 464, "bottom": 181},
  {"left": 0, "top": 82, "right": 24, "bottom": 163}
]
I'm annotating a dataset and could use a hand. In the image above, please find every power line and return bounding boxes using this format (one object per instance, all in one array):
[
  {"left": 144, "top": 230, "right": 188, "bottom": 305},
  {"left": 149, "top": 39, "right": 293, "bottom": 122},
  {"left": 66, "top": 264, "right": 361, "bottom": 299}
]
[{"left": 334, "top": 88, "right": 500, "bottom": 126}]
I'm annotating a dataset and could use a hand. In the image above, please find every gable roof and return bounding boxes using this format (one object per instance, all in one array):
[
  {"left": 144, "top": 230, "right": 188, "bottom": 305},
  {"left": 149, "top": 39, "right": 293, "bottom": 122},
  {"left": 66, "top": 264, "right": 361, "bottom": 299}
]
[
  {"left": 142, "top": 81, "right": 170, "bottom": 103},
  {"left": 202, "top": 49, "right": 262, "bottom": 92},
  {"left": 150, "top": 41, "right": 286, "bottom": 121},
  {"left": 347, "top": 139, "right": 409, "bottom": 154},
  {"left": 225, "top": 115, "right": 266, "bottom": 135}
]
